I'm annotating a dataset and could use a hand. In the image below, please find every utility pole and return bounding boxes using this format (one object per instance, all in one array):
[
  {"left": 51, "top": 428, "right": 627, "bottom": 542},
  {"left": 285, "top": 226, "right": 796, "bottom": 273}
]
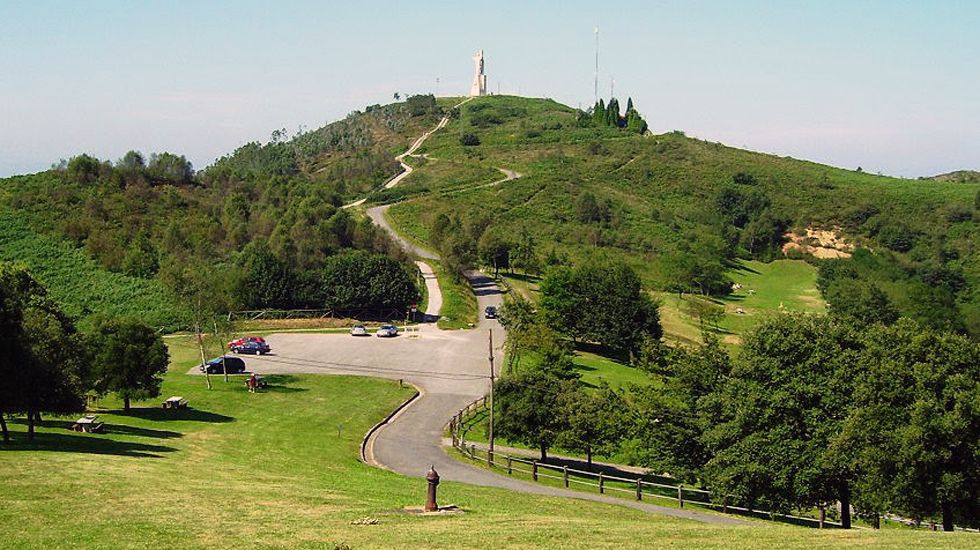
[
  {"left": 214, "top": 320, "right": 228, "bottom": 382},
  {"left": 196, "top": 319, "right": 212, "bottom": 390},
  {"left": 594, "top": 26, "right": 599, "bottom": 105},
  {"left": 488, "top": 329, "right": 496, "bottom": 459}
]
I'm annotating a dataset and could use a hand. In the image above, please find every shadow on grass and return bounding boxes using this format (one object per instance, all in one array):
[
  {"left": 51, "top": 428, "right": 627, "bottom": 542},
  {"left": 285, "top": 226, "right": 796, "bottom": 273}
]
[
  {"left": 726, "top": 259, "right": 761, "bottom": 275},
  {"left": 260, "top": 374, "right": 308, "bottom": 394},
  {"left": 115, "top": 407, "right": 235, "bottom": 424},
  {"left": 0, "top": 431, "right": 177, "bottom": 457},
  {"left": 11, "top": 419, "right": 182, "bottom": 440}
]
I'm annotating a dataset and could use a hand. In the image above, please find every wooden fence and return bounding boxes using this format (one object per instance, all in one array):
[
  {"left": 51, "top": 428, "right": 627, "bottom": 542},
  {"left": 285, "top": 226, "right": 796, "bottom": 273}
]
[
  {"left": 447, "top": 395, "right": 844, "bottom": 529},
  {"left": 227, "top": 307, "right": 408, "bottom": 323}
]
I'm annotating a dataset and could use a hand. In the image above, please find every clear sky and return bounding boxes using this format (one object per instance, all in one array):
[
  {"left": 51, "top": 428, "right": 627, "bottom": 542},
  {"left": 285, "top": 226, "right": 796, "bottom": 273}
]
[{"left": 1, "top": 0, "right": 977, "bottom": 178}]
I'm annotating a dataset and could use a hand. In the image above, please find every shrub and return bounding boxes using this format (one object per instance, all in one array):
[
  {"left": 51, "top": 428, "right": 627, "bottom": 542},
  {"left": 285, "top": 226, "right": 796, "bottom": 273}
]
[{"left": 459, "top": 133, "right": 481, "bottom": 146}]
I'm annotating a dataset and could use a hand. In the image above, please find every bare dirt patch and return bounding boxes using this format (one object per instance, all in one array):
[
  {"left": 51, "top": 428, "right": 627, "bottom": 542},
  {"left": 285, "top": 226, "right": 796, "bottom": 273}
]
[{"left": 783, "top": 227, "right": 853, "bottom": 259}]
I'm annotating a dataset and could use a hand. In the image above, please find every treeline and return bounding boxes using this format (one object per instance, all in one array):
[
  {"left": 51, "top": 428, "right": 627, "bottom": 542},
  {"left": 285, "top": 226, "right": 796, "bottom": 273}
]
[
  {"left": 0, "top": 99, "right": 443, "bottom": 324},
  {"left": 496, "top": 295, "right": 979, "bottom": 530},
  {"left": 0, "top": 264, "right": 169, "bottom": 441},
  {"left": 578, "top": 97, "right": 648, "bottom": 133}
]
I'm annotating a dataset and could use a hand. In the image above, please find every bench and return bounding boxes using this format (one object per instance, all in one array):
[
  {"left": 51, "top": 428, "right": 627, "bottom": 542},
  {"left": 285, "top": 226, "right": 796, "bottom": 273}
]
[
  {"left": 162, "top": 396, "right": 188, "bottom": 410},
  {"left": 72, "top": 415, "right": 105, "bottom": 433}
]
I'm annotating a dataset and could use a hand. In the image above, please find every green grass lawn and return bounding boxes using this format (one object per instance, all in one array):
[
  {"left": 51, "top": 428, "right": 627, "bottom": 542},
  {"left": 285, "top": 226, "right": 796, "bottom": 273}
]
[
  {"left": 0, "top": 334, "right": 969, "bottom": 549},
  {"left": 658, "top": 259, "right": 825, "bottom": 346},
  {"left": 434, "top": 261, "right": 478, "bottom": 330}
]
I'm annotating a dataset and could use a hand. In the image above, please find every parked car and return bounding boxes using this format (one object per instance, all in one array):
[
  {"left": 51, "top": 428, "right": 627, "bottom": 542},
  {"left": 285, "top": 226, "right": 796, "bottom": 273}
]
[
  {"left": 484, "top": 306, "right": 498, "bottom": 319},
  {"left": 350, "top": 324, "right": 368, "bottom": 336},
  {"left": 376, "top": 324, "right": 398, "bottom": 337},
  {"left": 230, "top": 339, "right": 271, "bottom": 355},
  {"left": 200, "top": 356, "right": 246, "bottom": 374},
  {"left": 227, "top": 336, "right": 268, "bottom": 350}
]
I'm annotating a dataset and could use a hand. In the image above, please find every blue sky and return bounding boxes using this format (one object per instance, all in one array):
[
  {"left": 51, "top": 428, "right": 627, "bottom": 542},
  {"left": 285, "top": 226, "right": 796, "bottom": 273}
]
[{"left": 1, "top": 0, "right": 977, "bottom": 178}]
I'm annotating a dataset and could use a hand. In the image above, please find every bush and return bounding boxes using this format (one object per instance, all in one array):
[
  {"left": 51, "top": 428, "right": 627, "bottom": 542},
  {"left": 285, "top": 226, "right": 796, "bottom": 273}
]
[{"left": 459, "top": 133, "right": 481, "bottom": 146}]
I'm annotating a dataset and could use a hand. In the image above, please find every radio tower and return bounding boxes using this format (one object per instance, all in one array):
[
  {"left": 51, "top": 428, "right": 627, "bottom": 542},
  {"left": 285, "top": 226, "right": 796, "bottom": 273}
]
[{"left": 594, "top": 26, "right": 599, "bottom": 105}]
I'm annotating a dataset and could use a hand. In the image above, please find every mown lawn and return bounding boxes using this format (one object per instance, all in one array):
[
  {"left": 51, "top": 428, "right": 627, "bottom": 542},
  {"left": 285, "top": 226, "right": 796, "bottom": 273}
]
[{"left": 0, "top": 335, "right": 969, "bottom": 549}]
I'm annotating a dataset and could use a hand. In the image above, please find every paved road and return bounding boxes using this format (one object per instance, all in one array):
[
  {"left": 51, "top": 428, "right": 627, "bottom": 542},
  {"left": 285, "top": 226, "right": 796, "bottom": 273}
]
[{"left": 416, "top": 260, "right": 441, "bottom": 320}]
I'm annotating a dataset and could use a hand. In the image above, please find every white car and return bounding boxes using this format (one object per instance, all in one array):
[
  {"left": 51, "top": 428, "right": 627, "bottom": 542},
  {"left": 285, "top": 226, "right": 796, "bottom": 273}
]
[
  {"left": 376, "top": 324, "right": 398, "bottom": 338},
  {"left": 350, "top": 324, "right": 368, "bottom": 336}
]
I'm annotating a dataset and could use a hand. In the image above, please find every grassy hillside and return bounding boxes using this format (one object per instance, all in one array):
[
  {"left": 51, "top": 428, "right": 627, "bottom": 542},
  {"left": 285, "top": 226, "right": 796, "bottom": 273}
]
[
  {"left": 0, "top": 340, "right": 970, "bottom": 549},
  {"left": 385, "top": 95, "right": 980, "bottom": 338},
  {"left": 0, "top": 97, "right": 442, "bottom": 324},
  {"left": 0, "top": 208, "right": 188, "bottom": 330}
]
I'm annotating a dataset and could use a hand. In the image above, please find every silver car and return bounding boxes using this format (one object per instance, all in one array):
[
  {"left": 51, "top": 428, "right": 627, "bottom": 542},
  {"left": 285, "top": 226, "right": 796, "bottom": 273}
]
[
  {"left": 350, "top": 324, "right": 368, "bottom": 336},
  {"left": 376, "top": 324, "right": 398, "bottom": 337}
]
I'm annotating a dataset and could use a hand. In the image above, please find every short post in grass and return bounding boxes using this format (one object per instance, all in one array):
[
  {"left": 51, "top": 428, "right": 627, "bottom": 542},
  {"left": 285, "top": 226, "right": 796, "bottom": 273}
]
[
  {"left": 532, "top": 460, "right": 538, "bottom": 481},
  {"left": 818, "top": 506, "right": 825, "bottom": 528},
  {"left": 425, "top": 466, "right": 440, "bottom": 512},
  {"left": 677, "top": 485, "right": 684, "bottom": 508},
  {"left": 563, "top": 466, "right": 569, "bottom": 488},
  {"left": 636, "top": 479, "right": 642, "bottom": 501},
  {"left": 599, "top": 472, "right": 604, "bottom": 494},
  {"left": 487, "top": 448, "right": 493, "bottom": 467},
  {"left": 507, "top": 455, "right": 512, "bottom": 475}
]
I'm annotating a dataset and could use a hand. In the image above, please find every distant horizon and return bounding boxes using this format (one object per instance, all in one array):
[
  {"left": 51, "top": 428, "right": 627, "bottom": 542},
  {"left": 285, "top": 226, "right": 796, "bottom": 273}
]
[
  {"left": 8, "top": 92, "right": 977, "bottom": 182},
  {"left": 2, "top": 1, "right": 978, "bottom": 179}
]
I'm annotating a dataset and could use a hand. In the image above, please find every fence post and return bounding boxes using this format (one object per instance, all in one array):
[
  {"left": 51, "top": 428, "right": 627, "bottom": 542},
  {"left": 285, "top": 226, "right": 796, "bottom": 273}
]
[
  {"left": 678, "top": 485, "right": 684, "bottom": 508},
  {"left": 563, "top": 466, "right": 569, "bottom": 488},
  {"left": 532, "top": 461, "right": 538, "bottom": 482},
  {"left": 819, "top": 506, "right": 825, "bottom": 528},
  {"left": 723, "top": 498, "right": 729, "bottom": 514},
  {"left": 470, "top": 444, "right": 476, "bottom": 458},
  {"left": 507, "top": 455, "right": 512, "bottom": 475},
  {"left": 487, "top": 449, "right": 493, "bottom": 467},
  {"left": 599, "top": 472, "right": 604, "bottom": 494},
  {"left": 636, "top": 479, "right": 642, "bottom": 501}
]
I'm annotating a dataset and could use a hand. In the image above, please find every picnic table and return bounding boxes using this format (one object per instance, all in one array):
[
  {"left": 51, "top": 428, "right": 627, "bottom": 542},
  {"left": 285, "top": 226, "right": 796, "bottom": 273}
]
[
  {"left": 72, "top": 415, "right": 104, "bottom": 433},
  {"left": 162, "top": 396, "right": 188, "bottom": 409}
]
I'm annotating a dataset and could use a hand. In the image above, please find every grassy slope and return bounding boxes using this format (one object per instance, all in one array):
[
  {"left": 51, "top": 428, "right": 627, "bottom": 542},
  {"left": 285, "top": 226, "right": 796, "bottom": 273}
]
[
  {"left": 659, "top": 259, "right": 825, "bottom": 345},
  {"left": 0, "top": 208, "right": 189, "bottom": 331},
  {"left": 387, "top": 94, "right": 979, "bottom": 299},
  {"left": 0, "top": 338, "right": 968, "bottom": 549}
]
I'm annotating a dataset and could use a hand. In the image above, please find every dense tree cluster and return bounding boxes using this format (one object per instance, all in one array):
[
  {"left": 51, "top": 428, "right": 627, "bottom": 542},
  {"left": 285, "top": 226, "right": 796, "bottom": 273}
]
[
  {"left": 539, "top": 261, "right": 661, "bottom": 357},
  {"left": 581, "top": 97, "right": 648, "bottom": 133},
  {"left": 0, "top": 264, "right": 168, "bottom": 441},
  {"left": 494, "top": 304, "right": 979, "bottom": 529},
  {"left": 3, "top": 100, "right": 437, "bottom": 325}
]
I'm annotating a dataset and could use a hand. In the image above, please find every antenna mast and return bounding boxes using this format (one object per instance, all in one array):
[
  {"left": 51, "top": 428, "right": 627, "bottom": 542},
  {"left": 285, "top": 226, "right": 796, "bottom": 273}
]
[{"left": 594, "top": 26, "right": 599, "bottom": 104}]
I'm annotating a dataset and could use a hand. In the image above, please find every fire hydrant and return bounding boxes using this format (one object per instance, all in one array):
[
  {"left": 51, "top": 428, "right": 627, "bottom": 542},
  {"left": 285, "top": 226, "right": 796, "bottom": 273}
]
[{"left": 425, "top": 466, "right": 440, "bottom": 512}]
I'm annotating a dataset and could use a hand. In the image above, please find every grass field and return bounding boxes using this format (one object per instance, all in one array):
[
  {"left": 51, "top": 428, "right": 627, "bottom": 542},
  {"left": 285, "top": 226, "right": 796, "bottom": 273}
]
[
  {"left": 434, "top": 262, "right": 479, "bottom": 330},
  {"left": 658, "top": 259, "right": 825, "bottom": 345},
  {"left": 0, "top": 335, "right": 971, "bottom": 549},
  {"left": 0, "top": 208, "right": 189, "bottom": 331}
]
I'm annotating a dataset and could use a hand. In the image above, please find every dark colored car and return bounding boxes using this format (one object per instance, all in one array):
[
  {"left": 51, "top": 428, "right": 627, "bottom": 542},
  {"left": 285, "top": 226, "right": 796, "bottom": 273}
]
[
  {"left": 484, "top": 306, "right": 497, "bottom": 319},
  {"left": 200, "top": 356, "right": 246, "bottom": 374},
  {"left": 230, "top": 339, "right": 271, "bottom": 355}
]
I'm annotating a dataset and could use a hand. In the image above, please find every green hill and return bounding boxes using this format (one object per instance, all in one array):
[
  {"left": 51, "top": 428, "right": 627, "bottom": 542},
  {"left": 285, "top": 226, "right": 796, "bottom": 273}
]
[
  {"left": 384, "top": 95, "right": 980, "bottom": 339},
  {"left": 0, "top": 208, "right": 188, "bottom": 330}
]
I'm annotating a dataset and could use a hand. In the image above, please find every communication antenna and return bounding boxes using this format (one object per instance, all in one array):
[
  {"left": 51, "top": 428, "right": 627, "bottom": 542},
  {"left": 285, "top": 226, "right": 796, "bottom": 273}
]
[
  {"left": 594, "top": 26, "right": 599, "bottom": 104},
  {"left": 610, "top": 75, "right": 615, "bottom": 99}
]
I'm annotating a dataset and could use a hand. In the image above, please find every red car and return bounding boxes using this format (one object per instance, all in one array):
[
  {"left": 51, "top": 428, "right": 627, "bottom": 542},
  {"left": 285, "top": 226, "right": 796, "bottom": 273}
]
[{"left": 227, "top": 336, "right": 270, "bottom": 354}]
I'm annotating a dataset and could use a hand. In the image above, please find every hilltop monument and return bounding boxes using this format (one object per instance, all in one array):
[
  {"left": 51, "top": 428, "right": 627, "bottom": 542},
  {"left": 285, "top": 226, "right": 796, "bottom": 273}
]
[{"left": 470, "top": 49, "right": 487, "bottom": 97}]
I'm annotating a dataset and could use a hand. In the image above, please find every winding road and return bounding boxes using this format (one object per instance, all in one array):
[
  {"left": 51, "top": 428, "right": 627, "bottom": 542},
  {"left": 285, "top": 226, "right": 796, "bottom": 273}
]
[{"left": 226, "top": 100, "right": 742, "bottom": 525}]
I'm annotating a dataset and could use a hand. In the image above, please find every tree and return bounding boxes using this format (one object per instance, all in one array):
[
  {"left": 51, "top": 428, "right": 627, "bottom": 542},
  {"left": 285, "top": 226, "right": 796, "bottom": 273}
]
[
  {"left": 702, "top": 314, "right": 863, "bottom": 527},
  {"left": 315, "top": 250, "right": 420, "bottom": 313},
  {"left": 89, "top": 318, "right": 169, "bottom": 411},
  {"left": 236, "top": 238, "right": 294, "bottom": 309},
  {"left": 539, "top": 262, "right": 661, "bottom": 357},
  {"left": 840, "top": 319, "right": 980, "bottom": 530},
  {"left": 558, "top": 384, "right": 626, "bottom": 468},
  {"left": 824, "top": 280, "right": 899, "bottom": 326},
  {"left": 512, "top": 228, "right": 538, "bottom": 275},
  {"left": 591, "top": 99, "right": 606, "bottom": 126},
  {"left": 495, "top": 367, "right": 575, "bottom": 461},
  {"left": 0, "top": 264, "right": 87, "bottom": 441},
  {"left": 147, "top": 152, "right": 194, "bottom": 185},
  {"left": 478, "top": 230, "right": 511, "bottom": 276}
]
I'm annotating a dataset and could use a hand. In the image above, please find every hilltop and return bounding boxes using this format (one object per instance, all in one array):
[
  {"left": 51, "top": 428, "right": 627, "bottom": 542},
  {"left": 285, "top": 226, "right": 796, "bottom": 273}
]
[
  {"left": 382, "top": 95, "right": 980, "bottom": 339},
  {"left": 928, "top": 170, "right": 980, "bottom": 184}
]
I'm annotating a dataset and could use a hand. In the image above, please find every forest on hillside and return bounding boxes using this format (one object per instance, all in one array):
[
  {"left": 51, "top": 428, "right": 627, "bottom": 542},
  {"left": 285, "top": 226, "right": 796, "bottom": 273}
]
[{"left": 0, "top": 96, "right": 445, "bottom": 326}]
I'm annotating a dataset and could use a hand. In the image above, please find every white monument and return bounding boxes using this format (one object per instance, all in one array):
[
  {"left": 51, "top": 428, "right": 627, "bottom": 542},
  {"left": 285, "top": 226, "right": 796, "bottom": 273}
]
[{"left": 470, "top": 49, "right": 487, "bottom": 97}]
